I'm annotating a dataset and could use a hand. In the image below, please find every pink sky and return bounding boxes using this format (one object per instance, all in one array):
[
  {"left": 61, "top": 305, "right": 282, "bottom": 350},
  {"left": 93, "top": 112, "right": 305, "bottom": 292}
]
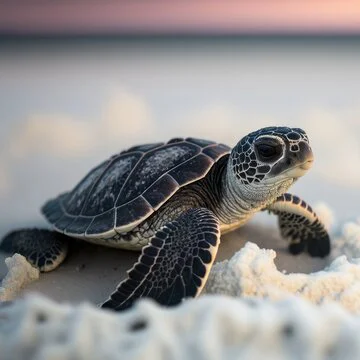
[{"left": 1, "top": 1, "right": 360, "bottom": 35}]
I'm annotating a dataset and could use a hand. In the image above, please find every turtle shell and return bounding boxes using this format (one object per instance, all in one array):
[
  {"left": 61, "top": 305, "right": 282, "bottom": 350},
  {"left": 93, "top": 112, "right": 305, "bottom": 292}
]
[{"left": 42, "top": 138, "right": 230, "bottom": 238}]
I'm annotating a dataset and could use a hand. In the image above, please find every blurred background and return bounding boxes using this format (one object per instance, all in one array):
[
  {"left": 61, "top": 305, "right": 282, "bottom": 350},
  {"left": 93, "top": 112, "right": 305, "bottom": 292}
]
[{"left": 0, "top": 1, "right": 359, "bottom": 239}]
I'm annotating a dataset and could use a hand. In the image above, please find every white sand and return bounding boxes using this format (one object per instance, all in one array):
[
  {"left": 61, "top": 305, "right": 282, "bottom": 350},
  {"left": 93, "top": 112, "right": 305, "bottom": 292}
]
[
  {"left": 205, "top": 242, "right": 360, "bottom": 313},
  {"left": 0, "top": 254, "right": 39, "bottom": 302},
  {"left": 1, "top": 294, "right": 360, "bottom": 360}
]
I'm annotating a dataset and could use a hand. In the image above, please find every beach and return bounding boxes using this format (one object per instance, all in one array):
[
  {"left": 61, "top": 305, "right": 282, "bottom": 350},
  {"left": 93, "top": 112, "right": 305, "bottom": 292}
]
[{"left": 0, "top": 36, "right": 359, "bottom": 359}]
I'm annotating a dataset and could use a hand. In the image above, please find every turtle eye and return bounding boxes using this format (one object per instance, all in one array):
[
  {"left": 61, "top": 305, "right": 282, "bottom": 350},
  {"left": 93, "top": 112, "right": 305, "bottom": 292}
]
[
  {"left": 257, "top": 144, "right": 276, "bottom": 158},
  {"left": 255, "top": 139, "right": 283, "bottom": 162}
]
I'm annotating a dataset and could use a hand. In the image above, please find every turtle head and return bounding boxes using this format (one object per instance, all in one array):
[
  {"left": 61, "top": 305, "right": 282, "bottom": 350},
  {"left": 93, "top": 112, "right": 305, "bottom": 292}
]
[{"left": 229, "top": 126, "right": 313, "bottom": 204}]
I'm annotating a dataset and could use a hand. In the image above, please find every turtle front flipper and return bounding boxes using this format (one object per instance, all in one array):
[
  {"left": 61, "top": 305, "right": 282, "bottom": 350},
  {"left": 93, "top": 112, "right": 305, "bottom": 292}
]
[
  {"left": 0, "top": 229, "right": 69, "bottom": 272},
  {"left": 101, "top": 208, "right": 221, "bottom": 311},
  {"left": 266, "top": 193, "right": 330, "bottom": 258}
]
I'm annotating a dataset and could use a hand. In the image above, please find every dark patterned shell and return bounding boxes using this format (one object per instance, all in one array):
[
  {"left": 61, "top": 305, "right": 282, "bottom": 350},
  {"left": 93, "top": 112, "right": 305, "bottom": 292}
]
[{"left": 42, "top": 138, "right": 230, "bottom": 238}]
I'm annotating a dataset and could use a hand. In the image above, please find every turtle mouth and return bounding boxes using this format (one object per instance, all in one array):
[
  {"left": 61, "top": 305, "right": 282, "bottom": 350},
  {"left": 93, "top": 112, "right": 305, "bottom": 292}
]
[
  {"left": 282, "top": 159, "right": 313, "bottom": 179},
  {"left": 299, "top": 159, "right": 314, "bottom": 170}
]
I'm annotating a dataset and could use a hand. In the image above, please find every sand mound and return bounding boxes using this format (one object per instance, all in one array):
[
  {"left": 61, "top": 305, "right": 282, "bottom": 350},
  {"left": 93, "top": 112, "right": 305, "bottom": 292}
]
[{"left": 1, "top": 294, "right": 360, "bottom": 360}]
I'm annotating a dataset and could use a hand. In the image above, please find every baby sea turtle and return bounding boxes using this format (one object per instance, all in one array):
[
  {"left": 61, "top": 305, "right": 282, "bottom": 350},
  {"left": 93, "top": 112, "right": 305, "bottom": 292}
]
[{"left": 0, "top": 126, "right": 330, "bottom": 310}]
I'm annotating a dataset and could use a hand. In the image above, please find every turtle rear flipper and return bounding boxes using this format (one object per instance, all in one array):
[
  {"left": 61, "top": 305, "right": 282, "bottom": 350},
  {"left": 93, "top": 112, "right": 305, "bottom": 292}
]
[
  {"left": 101, "top": 208, "right": 221, "bottom": 311},
  {"left": 266, "top": 193, "right": 330, "bottom": 258},
  {"left": 0, "top": 229, "right": 69, "bottom": 272}
]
